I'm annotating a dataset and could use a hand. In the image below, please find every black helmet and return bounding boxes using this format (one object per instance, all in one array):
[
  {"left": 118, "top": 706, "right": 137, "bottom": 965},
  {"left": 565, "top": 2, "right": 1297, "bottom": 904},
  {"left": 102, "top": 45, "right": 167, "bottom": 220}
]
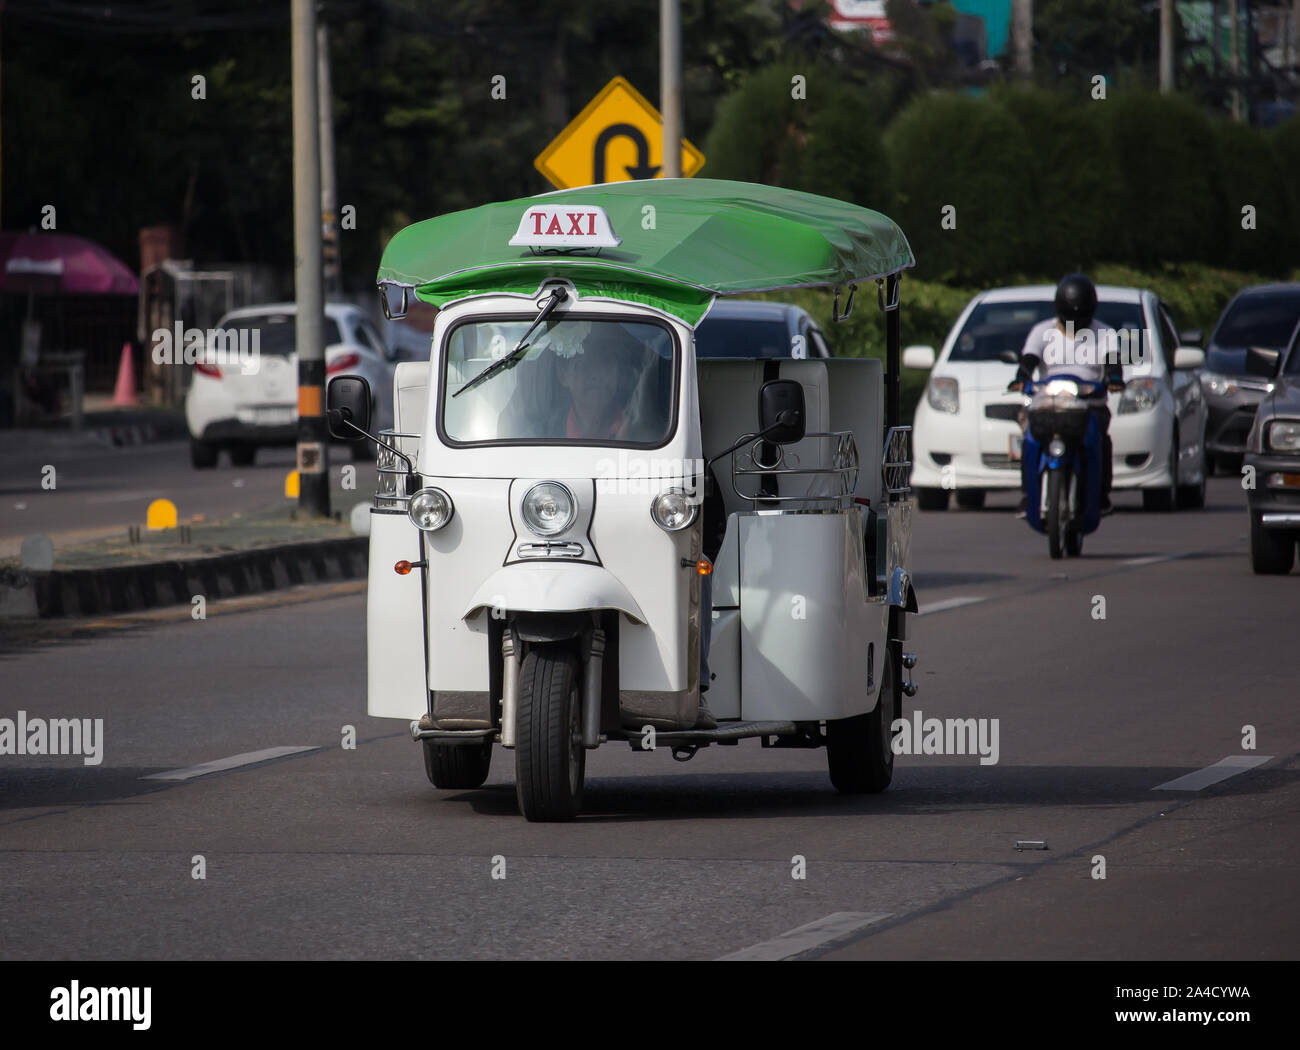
[{"left": 1055, "top": 274, "right": 1097, "bottom": 328}]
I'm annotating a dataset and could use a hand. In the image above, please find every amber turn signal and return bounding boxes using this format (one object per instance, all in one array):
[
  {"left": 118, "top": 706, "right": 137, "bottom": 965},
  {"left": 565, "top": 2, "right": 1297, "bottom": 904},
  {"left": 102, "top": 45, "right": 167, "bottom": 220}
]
[{"left": 696, "top": 559, "right": 712, "bottom": 576}]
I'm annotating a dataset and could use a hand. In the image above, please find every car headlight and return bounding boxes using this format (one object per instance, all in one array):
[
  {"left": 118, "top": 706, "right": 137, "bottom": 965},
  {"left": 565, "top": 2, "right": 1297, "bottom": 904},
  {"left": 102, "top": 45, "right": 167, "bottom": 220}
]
[
  {"left": 521, "top": 482, "right": 575, "bottom": 536},
  {"left": 927, "top": 376, "right": 959, "bottom": 414},
  {"left": 1200, "top": 370, "right": 1238, "bottom": 397},
  {"left": 651, "top": 489, "right": 698, "bottom": 531},
  {"left": 1267, "top": 420, "right": 1300, "bottom": 452},
  {"left": 408, "top": 487, "right": 454, "bottom": 531},
  {"left": 1118, "top": 377, "right": 1160, "bottom": 414}
]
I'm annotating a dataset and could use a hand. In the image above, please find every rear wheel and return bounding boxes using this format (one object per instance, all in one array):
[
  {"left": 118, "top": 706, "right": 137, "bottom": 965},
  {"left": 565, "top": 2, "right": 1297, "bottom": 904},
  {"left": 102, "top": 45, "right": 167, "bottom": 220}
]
[
  {"left": 916, "top": 487, "right": 949, "bottom": 511},
  {"left": 515, "top": 645, "right": 585, "bottom": 822},
  {"left": 423, "top": 740, "right": 492, "bottom": 789},
  {"left": 190, "top": 438, "right": 218, "bottom": 469},
  {"left": 826, "top": 647, "right": 897, "bottom": 794},
  {"left": 230, "top": 445, "right": 256, "bottom": 466},
  {"left": 1046, "top": 468, "right": 1065, "bottom": 559},
  {"left": 955, "top": 489, "right": 985, "bottom": 510},
  {"left": 1249, "top": 516, "right": 1296, "bottom": 575}
]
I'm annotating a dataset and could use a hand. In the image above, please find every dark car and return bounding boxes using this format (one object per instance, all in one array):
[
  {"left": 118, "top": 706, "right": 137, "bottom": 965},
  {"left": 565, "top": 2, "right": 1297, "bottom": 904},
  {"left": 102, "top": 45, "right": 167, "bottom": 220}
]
[
  {"left": 1199, "top": 283, "right": 1300, "bottom": 471},
  {"left": 694, "top": 299, "right": 831, "bottom": 359},
  {"left": 1243, "top": 320, "right": 1300, "bottom": 574}
]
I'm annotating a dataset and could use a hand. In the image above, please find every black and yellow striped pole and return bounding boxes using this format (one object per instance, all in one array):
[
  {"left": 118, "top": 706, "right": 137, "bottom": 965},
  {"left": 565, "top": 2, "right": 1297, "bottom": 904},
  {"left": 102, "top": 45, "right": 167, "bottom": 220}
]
[{"left": 292, "top": 0, "right": 330, "bottom": 517}]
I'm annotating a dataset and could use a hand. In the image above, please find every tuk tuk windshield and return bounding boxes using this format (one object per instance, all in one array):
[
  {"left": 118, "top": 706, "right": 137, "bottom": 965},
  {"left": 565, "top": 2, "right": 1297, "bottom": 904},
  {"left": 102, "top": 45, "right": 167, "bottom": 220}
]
[{"left": 441, "top": 316, "right": 677, "bottom": 446}]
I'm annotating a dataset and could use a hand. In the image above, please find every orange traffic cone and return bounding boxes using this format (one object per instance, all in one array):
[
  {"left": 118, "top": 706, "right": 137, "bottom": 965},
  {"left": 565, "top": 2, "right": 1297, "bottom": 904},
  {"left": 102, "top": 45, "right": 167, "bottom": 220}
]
[{"left": 112, "top": 342, "right": 139, "bottom": 407}]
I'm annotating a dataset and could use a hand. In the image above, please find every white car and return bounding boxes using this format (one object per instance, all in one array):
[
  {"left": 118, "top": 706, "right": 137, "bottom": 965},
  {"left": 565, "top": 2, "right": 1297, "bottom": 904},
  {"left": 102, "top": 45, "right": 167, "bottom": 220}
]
[
  {"left": 185, "top": 301, "right": 396, "bottom": 468},
  {"left": 905, "top": 286, "right": 1208, "bottom": 511}
]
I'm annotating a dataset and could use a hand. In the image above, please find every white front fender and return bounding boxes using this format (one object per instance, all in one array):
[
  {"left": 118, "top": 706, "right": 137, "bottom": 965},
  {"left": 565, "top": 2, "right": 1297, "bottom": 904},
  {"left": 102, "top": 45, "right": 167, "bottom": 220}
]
[{"left": 463, "top": 563, "right": 647, "bottom": 624}]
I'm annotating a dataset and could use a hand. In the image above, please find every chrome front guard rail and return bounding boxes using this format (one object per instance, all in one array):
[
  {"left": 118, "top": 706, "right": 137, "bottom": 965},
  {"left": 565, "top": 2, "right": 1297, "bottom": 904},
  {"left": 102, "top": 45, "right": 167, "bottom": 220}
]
[{"left": 729, "top": 431, "right": 860, "bottom": 508}]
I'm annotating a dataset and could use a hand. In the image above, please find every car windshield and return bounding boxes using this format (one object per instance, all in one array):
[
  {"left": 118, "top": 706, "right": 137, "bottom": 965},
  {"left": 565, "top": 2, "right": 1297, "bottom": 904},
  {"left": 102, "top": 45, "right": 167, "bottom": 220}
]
[
  {"left": 694, "top": 316, "right": 791, "bottom": 358},
  {"left": 221, "top": 314, "right": 343, "bottom": 356},
  {"left": 442, "top": 316, "right": 676, "bottom": 445},
  {"left": 1212, "top": 291, "right": 1300, "bottom": 353},
  {"left": 949, "top": 300, "right": 1146, "bottom": 362}
]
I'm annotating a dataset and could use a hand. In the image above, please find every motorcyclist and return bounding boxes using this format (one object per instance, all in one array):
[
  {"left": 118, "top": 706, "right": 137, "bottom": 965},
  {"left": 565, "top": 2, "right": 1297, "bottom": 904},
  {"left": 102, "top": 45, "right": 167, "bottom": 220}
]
[{"left": 1008, "top": 274, "right": 1126, "bottom": 514}]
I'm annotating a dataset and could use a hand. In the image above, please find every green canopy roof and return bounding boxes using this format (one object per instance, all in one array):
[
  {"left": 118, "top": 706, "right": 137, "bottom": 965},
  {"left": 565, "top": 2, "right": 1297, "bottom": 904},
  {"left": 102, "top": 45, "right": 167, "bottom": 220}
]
[{"left": 377, "top": 179, "right": 913, "bottom": 326}]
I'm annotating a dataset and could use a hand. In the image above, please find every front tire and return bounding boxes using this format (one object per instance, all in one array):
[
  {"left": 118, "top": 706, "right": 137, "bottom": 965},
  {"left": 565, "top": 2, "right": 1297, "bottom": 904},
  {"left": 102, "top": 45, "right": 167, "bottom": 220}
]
[
  {"left": 423, "top": 740, "right": 492, "bottom": 789},
  {"left": 826, "top": 648, "right": 897, "bottom": 794},
  {"left": 515, "top": 646, "right": 585, "bottom": 822},
  {"left": 190, "top": 438, "right": 218, "bottom": 469},
  {"left": 1249, "top": 516, "right": 1296, "bottom": 575},
  {"left": 1046, "top": 468, "right": 1065, "bottom": 559},
  {"left": 916, "top": 487, "right": 949, "bottom": 511}
]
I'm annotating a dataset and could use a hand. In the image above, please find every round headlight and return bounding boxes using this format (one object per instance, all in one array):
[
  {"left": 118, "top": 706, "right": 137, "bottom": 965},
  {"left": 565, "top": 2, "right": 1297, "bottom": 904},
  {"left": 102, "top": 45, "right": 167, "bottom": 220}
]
[
  {"left": 651, "top": 489, "right": 698, "bottom": 531},
  {"left": 521, "top": 482, "right": 575, "bottom": 536},
  {"left": 409, "top": 487, "right": 454, "bottom": 532}
]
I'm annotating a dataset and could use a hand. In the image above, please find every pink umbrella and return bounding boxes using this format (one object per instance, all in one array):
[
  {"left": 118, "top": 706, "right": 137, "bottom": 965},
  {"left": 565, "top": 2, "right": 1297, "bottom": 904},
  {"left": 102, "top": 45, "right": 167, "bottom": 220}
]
[{"left": 0, "top": 232, "right": 138, "bottom": 295}]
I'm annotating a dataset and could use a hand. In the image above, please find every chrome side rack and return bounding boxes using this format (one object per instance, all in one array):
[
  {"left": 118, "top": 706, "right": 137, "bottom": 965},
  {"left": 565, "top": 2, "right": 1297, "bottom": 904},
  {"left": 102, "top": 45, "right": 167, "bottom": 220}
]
[
  {"left": 882, "top": 425, "right": 913, "bottom": 500},
  {"left": 730, "top": 430, "right": 860, "bottom": 508},
  {"left": 374, "top": 429, "right": 421, "bottom": 511}
]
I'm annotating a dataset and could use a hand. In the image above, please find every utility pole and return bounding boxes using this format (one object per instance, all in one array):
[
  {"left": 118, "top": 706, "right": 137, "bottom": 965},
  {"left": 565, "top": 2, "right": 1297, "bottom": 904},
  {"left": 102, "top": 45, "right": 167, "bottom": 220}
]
[
  {"left": 318, "top": 19, "right": 341, "bottom": 298},
  {"left": 1229, "top": 0, "right": 1241, "bottom": 121},
  {"left": 292, "top": 0, "right": 329, "bottom": 517},
  {"left": 1159, "top": 0, "right": 1175, "bottom": 92},
  {"left": 660, "top": 0, "right": 681, "bottom": 179},
  {"left": 1011, "top": 0, "right": 1033, "bottom": 80}
]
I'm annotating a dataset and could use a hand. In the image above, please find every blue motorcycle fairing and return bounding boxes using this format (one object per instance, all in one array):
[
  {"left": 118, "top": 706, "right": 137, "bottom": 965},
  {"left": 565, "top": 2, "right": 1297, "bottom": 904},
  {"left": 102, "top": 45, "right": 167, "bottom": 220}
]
[{"left": 1022, "top": 410, "right": 1104, "bottom": 537}]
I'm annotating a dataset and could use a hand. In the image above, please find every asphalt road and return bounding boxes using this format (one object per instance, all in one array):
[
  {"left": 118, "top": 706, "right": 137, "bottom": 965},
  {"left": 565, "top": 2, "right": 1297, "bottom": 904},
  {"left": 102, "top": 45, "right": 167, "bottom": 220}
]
[
  {"left": 0, "top": 475, "right": 1295, "bottom": 961},
  {"left": 0, "top": 438, "right": 374, "bottom": 557}
]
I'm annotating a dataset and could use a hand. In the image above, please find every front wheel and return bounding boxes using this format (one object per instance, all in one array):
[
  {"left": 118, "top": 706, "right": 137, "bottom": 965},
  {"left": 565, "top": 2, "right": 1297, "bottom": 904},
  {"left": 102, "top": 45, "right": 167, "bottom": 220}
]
[
  {"left": 515, "top": 645, "right": 585, "bottom": 822},
  {"left": 1045, "top": 468, "right": 1065, "bottom": 559},
  {"left": 1249, "top": 516, "right": 1296, "bottom": 575},
  {"left": 190, "top": 437, "right": 218, "bottom": 469},
  {"left": 423, "top": 740, "right": 492, "bottom": 789},
  {"left": 826, "top": 648, "right": 897, "bottom": 794}
]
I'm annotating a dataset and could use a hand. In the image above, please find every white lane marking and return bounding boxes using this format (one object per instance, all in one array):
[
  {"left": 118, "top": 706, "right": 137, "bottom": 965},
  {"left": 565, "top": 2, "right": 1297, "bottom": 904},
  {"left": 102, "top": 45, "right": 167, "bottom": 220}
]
[
  {"left": 1153, "top": 755, "right": 1273, "bottom": 792},
  {"left": 84, "top": 490, "right": 161, "bottom": 505},
  {"left": 141, "top": 746, "right": 321, "bottom": 781},
  {"left": 918, "top": 596, "right": 987, "bottom": 617},
  {"left": 717, "top": 911, "right": 893, "bottom": 961},
  {"left": 1122, "top": 554, "right": 1175, "bottom": 567}
]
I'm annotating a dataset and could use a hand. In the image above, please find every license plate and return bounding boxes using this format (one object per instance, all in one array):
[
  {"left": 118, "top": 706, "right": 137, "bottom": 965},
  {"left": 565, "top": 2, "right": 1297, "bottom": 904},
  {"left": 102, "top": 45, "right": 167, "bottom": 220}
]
[
  {"left": 254, "top": 407, "right": 295, "bottom": 425},
  {"left": 1009, "top": 433, "right": 1023, "bottom": 461}
]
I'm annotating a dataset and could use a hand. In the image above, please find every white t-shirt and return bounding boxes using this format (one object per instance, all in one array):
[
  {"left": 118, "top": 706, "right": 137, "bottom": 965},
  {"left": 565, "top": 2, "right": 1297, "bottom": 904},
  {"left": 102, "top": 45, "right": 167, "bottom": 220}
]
[{"left": 1020, "top": 318, "right": 1119, "bottom": 386}]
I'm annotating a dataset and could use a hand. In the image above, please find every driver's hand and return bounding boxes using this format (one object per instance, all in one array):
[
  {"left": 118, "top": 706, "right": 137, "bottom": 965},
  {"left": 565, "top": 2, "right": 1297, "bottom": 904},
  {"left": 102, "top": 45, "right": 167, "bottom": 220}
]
[
  {"left": 1006, "top": 380, "right": 1024, "bottom": 393},
  {"left": 1107, "top": 380, "right": 1126, "bottom": 393}
]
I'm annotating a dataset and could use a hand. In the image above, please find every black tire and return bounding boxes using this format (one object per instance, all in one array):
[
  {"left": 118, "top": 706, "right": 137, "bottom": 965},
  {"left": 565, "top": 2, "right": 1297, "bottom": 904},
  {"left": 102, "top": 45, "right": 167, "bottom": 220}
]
[
  {"left": 1065, "top": 522, "right": 1083, "bottom": 557},
  {"left": 1046, "top": 468, "right": 1064, "bottom": 559},
  {"left": 1177, "top": 463, "right": 1207, "bottom": 509},
  {"left": 1249, "top": 516, "right": 1296, "bottom": 575},
  {"left": 515, "top": 645, "right": 585, "bottom": 822},
  {"left": 423, "top": 740, "right": 492, "bottom": 789},
  {"left": 230, "top": 445, "right": 256, "bottom": 466},
  {"left": 955, "top": 488, "right": 985, "bottom": 510},
  {"left": 190, "top": 438, "right": 218, "bottom": 469},
  {"left": 826, "top": 647, "right": 897, "bottom": 794},
  {"left": 916, "top": 487, "right": 949, "bottom": 511}
]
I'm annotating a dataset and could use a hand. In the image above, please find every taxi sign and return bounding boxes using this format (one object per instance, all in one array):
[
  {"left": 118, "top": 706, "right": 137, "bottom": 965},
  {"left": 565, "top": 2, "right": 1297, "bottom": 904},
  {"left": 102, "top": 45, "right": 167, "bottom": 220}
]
[
  {"left": 508, "top": 204, "right": 622, "bottom": 250},
  {"left": 534, "top": 76, "right": 705, "bottom": 190}
]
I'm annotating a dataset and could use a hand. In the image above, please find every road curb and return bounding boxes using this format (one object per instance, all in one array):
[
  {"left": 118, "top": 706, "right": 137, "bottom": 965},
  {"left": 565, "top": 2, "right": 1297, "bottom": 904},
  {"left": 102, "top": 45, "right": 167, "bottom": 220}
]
[{"left": 0, "top": 537, "right": 368, "bottom": 619}]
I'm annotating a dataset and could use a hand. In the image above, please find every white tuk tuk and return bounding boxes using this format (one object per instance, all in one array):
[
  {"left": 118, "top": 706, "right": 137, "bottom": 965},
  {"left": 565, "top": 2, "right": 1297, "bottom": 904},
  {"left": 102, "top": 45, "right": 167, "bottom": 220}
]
[{"left": 328, "top": 179, "right": 920, "bottom": 821}]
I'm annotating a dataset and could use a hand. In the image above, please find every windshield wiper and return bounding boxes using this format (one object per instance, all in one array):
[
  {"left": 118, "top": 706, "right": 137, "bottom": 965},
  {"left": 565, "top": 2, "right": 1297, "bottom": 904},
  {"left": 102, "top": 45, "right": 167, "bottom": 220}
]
[{"left": 453, "top": 287, "right": 568, "bottom": 398}]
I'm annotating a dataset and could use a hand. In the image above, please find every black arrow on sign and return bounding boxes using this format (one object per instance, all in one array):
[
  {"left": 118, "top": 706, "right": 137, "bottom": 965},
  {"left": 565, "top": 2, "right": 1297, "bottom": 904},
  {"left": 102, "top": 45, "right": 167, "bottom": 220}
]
[{"left": 593, "top": 123, "right": 661, "bottom": 181}]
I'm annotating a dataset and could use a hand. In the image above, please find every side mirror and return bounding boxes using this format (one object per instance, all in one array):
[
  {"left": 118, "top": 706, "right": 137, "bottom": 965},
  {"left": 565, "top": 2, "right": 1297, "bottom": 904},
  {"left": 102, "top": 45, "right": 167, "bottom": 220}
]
[
  {"left": 1173, "top": 347, "right": 1205, "bottom": 370},
  {"left": 758, "top": 379, "right": 806, "bottom": 444},
  {"left": 1244, "top": 346, "right": 1281, "bottom": 379},
  {"left": 326, "top": 375, "right": 372, "bottom": 440},
  {"left": 902, "top": 345, "right": 936, "bottom": 369},
  {"left": 1179, "top": 329, "right": 1203, "bottom": 347}
]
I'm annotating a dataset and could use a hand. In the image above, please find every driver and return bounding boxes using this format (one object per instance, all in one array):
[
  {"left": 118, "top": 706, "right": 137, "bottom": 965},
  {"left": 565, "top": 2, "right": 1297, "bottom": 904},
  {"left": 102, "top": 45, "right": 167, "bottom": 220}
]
[
  {"left": 556, "top": 349, "right": 631, "bottom": 440},
  {"left": 1009, "top": 274, "right": 1125, "bottom": 514}
]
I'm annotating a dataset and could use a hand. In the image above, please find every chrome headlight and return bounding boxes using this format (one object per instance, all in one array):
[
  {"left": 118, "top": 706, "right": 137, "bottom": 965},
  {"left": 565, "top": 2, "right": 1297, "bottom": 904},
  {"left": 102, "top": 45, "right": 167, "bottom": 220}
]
[
  {"left": 409, "top": 487, "right": 454, "bottom": 531},
  {"left": 651, "top": 489, "right": 698, "bottom": 531},
  {"left": 521, "top": 481, "right": 575, "bottom": 537},
  {"left": 1118, "top": 377, "right": 1159, "bottom": 414},
  {"left": 1200, "top": 371, "right": 1238, "bottom": 397},
  {"left": 927, "top": 376, "right": 959, "bottom": 414},
  {"left": 1267, "top": 420, "right": 1300, "bottom": 452}
]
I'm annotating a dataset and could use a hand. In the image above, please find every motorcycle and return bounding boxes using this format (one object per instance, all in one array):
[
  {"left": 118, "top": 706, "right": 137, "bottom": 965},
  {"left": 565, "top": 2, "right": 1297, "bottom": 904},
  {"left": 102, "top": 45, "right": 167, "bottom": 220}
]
[{"left": 1020, "top": 375, "right": 1107, "bottom": 558}]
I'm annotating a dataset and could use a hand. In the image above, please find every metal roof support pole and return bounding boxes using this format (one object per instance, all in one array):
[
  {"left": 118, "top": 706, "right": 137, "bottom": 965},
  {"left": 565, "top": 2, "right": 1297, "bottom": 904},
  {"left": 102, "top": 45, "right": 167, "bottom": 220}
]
[{"left": 883, "top": 273, "right": 901, "bottom": 432}]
